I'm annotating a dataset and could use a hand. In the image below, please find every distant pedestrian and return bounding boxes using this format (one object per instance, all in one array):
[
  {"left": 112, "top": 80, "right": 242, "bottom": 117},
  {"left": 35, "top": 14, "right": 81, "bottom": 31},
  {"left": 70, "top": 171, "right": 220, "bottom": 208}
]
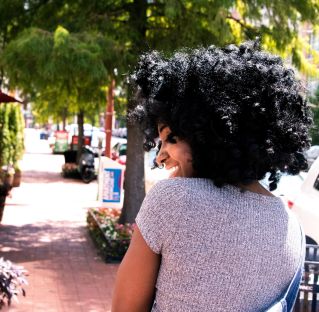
[{"left": 112, "top": 40, "right": 311, "bottom": 312}]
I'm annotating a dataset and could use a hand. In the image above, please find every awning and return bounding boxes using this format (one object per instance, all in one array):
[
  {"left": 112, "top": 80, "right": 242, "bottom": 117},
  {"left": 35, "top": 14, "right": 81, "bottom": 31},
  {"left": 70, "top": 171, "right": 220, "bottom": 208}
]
[{"left": 0, "top": 91, "right": 22, "bottom": 103}]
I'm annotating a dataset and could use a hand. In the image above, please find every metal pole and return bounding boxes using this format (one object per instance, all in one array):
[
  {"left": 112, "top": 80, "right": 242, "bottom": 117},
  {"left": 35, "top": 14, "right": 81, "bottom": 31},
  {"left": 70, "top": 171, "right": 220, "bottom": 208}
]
[{"left": 105, "top": 79, "right": 115, "bottom": 158}]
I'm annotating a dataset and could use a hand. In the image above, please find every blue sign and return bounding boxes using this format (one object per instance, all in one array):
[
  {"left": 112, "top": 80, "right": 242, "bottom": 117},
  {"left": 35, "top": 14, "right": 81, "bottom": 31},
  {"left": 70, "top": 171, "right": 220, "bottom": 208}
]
[{"left": 102, "top": 168, "right": 122, "bottom": 203}]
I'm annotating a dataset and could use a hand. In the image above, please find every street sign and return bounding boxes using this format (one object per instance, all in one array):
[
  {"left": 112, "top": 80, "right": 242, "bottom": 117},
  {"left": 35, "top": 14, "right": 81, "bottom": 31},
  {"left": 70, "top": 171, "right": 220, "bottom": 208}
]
[{"left": 98, "top": 157, "right": 124, "bottom": 209}]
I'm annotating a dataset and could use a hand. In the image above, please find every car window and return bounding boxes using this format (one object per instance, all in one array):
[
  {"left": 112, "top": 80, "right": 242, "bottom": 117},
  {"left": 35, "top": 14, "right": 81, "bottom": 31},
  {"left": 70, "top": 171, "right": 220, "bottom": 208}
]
[
  {"left": 119, "top": 144, "right": 127, "bottom": 156},
  {"left": 314, "top": 174, "right": 319, "bottom": 191}
]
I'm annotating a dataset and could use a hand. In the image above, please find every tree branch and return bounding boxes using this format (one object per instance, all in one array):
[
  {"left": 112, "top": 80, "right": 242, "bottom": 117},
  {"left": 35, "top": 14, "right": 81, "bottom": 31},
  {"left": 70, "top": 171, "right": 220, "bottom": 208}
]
[{"left": 226, "top": 14, "right": 251, "bottom": 30}]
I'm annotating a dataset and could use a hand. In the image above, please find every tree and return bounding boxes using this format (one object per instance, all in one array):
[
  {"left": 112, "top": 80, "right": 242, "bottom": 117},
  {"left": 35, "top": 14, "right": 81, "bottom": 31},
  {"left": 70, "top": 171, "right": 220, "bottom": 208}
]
[
  {"left": 118, "top": 0, "right": 319, "bottom": 223},
  {"left": 0, "top": 0, "right": 62, "bottom": 87},
  {"left": 2, "top": 0, "right": 319, "bottom": 223},
  {"left": 1, "top": 26, "right": 108, "bottom": 160}
]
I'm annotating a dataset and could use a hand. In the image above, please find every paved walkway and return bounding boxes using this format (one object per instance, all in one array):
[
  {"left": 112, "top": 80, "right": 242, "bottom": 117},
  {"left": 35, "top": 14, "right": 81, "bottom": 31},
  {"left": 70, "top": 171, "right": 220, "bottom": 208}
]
[{"left": 0, "top": 130, "right": 118, "bottom": 312}]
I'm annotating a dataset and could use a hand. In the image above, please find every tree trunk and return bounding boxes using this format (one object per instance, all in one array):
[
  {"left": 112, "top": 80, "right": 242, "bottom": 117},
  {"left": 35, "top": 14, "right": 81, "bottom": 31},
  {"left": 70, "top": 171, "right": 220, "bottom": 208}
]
[
  {"left": 119, "top": 0, "right": 148, "bottom": 224},
  {"left": 62, "top": 107, "right": 67, "bottom": 131},
  {"left": 77, "top": 111, "right": 84, "bottom": 163},
  {"left": 119, "top": 115, "right": 145, "bottom": 224}
]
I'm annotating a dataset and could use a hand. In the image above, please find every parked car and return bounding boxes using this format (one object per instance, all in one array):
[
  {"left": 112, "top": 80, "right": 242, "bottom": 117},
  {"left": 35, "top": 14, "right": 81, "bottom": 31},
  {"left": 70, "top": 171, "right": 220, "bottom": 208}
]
[
  {"left": 260, "top": 172, "right": 306, "bottom": 205},
  {"left": 289, "top": 157, "right": 319, "bottom": 244},
  {"left": 305, "top": 145, "right": 319, "bottom": 169},
  {"left": 112, "top": 127, "right": 127, "bottom": 138},
  {"left": 111, "top": 142, "right": 127, "bottom": 165}
]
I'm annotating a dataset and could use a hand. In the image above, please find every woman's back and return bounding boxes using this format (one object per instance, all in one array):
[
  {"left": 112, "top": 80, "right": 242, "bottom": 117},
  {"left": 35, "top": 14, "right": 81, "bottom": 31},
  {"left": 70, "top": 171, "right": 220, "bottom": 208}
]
[
  {"left": 112, "top": 42, "right": 309, "bottom": 312},
  {"left": 136, "top": 178, "right": 302, "bottom": 312}
]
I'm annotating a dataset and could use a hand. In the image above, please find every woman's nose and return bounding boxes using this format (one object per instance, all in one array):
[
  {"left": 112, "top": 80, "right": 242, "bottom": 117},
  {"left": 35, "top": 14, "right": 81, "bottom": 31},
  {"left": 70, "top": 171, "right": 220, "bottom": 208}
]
[
  {"left": 156, "top": 153, "right": 165, "bottom": 167},
  {"left": 156, "top": 147, "right": 167, "bottom": 167}
]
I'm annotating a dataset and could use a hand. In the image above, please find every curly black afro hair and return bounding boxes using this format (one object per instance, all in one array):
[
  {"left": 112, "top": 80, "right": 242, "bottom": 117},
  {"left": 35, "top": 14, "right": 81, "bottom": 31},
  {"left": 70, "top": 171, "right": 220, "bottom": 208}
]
[{"left": 131, "top": 40, "right": 312, "bottom": 190}]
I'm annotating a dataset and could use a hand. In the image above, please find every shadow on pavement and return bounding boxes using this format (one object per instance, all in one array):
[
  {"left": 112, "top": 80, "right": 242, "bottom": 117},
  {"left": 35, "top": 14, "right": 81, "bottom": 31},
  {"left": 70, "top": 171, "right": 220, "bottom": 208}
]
[
  {"left": 0, "top": 221, "right": 117, "bottom": 311},
  {"left": 0, "top": 221, "right": 90, "bottom": 263},
  {"left": 21, "top": 170, "right": 87, "bottom": 184}
]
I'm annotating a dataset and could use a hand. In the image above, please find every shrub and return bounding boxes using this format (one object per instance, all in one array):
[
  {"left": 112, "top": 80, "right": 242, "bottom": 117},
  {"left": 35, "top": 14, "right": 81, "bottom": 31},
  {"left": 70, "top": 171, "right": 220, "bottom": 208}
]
[
  {"left": 0, "top": 258, "right": 28, "bottom": 309},
  {"left": 0, "top": 103, "right": 24, "bottom": 171}
]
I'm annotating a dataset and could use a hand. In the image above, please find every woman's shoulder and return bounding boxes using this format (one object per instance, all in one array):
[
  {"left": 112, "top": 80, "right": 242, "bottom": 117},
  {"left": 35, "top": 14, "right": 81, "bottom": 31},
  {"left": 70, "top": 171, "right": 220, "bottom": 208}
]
[
  {"left": 146, "top": 178, "right": 211, "bottom": 201},
  {"left": 145, "top": 178, "right": 219, "bottom": 209}
]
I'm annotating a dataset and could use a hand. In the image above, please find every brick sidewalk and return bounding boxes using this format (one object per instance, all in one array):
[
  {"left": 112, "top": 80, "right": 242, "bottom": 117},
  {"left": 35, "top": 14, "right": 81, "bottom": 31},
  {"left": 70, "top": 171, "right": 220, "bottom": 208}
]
[{"left": 0, "top": 137, "right": 118, "bottom": 312}]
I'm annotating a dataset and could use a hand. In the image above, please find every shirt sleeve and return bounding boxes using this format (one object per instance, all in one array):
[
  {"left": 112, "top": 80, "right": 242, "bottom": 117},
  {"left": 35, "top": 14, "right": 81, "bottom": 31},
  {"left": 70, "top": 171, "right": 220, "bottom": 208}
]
[{"left": 135, "top": 180, "right": 176, "bottom": 254}]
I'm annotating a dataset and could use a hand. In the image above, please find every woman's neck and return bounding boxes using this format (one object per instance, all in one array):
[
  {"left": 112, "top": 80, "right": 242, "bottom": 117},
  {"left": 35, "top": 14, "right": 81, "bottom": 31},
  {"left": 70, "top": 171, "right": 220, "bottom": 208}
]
[{"left": 237, "top": 181, "right": 275, "bottom": 197}]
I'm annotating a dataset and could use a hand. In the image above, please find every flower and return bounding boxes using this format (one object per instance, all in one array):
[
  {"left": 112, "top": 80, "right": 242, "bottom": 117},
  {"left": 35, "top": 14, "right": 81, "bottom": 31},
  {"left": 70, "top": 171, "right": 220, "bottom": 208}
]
[
  {"left": 0, "top": 258, "right": 28, "bottom": 308},
  {"left": 87, "top": 208, "right": 134, "bottom": 262}
]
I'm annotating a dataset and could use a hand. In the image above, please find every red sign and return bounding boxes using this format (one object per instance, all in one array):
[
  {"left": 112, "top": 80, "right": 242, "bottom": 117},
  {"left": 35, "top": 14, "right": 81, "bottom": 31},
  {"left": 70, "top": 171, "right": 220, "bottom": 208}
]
[{"left": 71, "top": 135, "right": 91, "bottom": 146}]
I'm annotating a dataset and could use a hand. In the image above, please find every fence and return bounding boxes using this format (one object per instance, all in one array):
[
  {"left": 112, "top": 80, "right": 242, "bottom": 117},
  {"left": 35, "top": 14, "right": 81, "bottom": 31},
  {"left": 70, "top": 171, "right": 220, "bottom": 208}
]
[{"left": 294, "top": 244, "right": 319, "bottom": 312}]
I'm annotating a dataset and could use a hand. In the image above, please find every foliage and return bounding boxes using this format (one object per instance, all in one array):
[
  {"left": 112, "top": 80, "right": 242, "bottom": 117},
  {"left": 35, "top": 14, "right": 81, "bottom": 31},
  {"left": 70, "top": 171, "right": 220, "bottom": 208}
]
[
  {"left": 114, "top": 85, "right": 128, "bottom": 123},
  {"left": 0, "top": 258, "right": 28, "bottom": 309},
  {"left": 67, "top": 0, "right": 319, "bottom": 75},
  {"left": 0, "top": 103, "right": 24, "bottom": 170},
  {"left": 9, "top": 104, "right": 24, "bottom": 167},
  {"left": 2, "top": 27, "right": 107, "bottom": 102},
  {"left": 87, "top": 208, "right": 134, "bottom": 262},
  {"left": 0, "top": 104, "right": 10, "bottom": 168},
  {"left": 1, "top": 26, "right": 108, "bottom": 157}
]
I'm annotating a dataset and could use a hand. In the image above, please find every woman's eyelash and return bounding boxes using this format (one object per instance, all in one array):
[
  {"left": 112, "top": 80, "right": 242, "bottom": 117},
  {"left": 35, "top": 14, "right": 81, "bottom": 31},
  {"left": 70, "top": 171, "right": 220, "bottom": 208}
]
[
  {"left": 166, "top": 133, "right": 177, "bottom": 143},
  {"left": 154, "top": 133, "right": 176, "bottom": 158}
]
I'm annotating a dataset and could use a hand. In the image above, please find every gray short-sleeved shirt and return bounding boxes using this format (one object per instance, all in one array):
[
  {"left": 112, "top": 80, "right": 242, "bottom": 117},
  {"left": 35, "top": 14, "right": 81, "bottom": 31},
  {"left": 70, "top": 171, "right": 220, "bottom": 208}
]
[{"left": 135, "top": 178, "right": 302, "bottom": 312}]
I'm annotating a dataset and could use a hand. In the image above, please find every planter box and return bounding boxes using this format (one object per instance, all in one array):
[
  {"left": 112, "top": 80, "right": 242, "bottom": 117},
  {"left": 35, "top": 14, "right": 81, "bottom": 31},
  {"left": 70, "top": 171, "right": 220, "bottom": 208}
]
[
  {"left": 0, "top": 195, "right": 6, "bottom": 222},
  {"left": 87, "top": 209, "right": 131, "bottom": 263},
  {"left": 0, "top": 184, "right": 10, "bottom": 222},
  {"left": 61, "top": 163, "right": 80, "bottom": 179}
]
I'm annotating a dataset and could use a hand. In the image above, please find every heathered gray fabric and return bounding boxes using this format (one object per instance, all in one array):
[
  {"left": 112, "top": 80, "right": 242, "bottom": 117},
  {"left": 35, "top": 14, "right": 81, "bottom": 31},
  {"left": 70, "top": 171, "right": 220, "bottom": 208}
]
[{"left": 135, "top": 177, "right": 302, "bottom": 312}]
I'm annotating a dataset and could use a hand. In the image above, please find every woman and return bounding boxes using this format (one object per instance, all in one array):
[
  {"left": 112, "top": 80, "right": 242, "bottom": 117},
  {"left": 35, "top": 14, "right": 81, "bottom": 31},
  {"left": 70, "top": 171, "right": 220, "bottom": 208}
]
[{"left": 112, "top": 41, "right": 311, "bottom": 312}]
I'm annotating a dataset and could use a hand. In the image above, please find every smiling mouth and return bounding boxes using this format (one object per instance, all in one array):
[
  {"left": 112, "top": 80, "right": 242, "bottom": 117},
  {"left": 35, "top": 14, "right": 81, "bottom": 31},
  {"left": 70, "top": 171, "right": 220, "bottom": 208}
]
[{"left": 167, "top": 165, "right": 180, "bottom": 177}]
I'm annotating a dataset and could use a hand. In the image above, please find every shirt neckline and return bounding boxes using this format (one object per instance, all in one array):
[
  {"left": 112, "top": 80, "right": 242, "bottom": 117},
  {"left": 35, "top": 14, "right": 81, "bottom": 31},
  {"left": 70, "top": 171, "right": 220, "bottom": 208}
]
[{"left": 169, "top": 177, "right": 283, "bottom": 203}]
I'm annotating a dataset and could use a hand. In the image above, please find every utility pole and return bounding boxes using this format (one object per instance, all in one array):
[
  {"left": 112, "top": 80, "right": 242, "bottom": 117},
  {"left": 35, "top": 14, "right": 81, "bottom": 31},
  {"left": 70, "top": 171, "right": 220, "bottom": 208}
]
[{"left": 104, "top": 79, "right": 115, "bottom": 157}]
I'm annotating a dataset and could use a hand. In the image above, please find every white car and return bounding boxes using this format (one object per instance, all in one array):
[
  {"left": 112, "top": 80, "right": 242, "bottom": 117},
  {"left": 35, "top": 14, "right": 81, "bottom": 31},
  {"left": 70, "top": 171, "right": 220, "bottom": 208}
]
[
  {"left": 289, "top": 157, "right": 319, "bottom": 244},
  {"left": 260, "top": 172, "right": 306, "bottom": 205},
  {"left": 305, "top": 145, "right": 319, "bottom": 168}
]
